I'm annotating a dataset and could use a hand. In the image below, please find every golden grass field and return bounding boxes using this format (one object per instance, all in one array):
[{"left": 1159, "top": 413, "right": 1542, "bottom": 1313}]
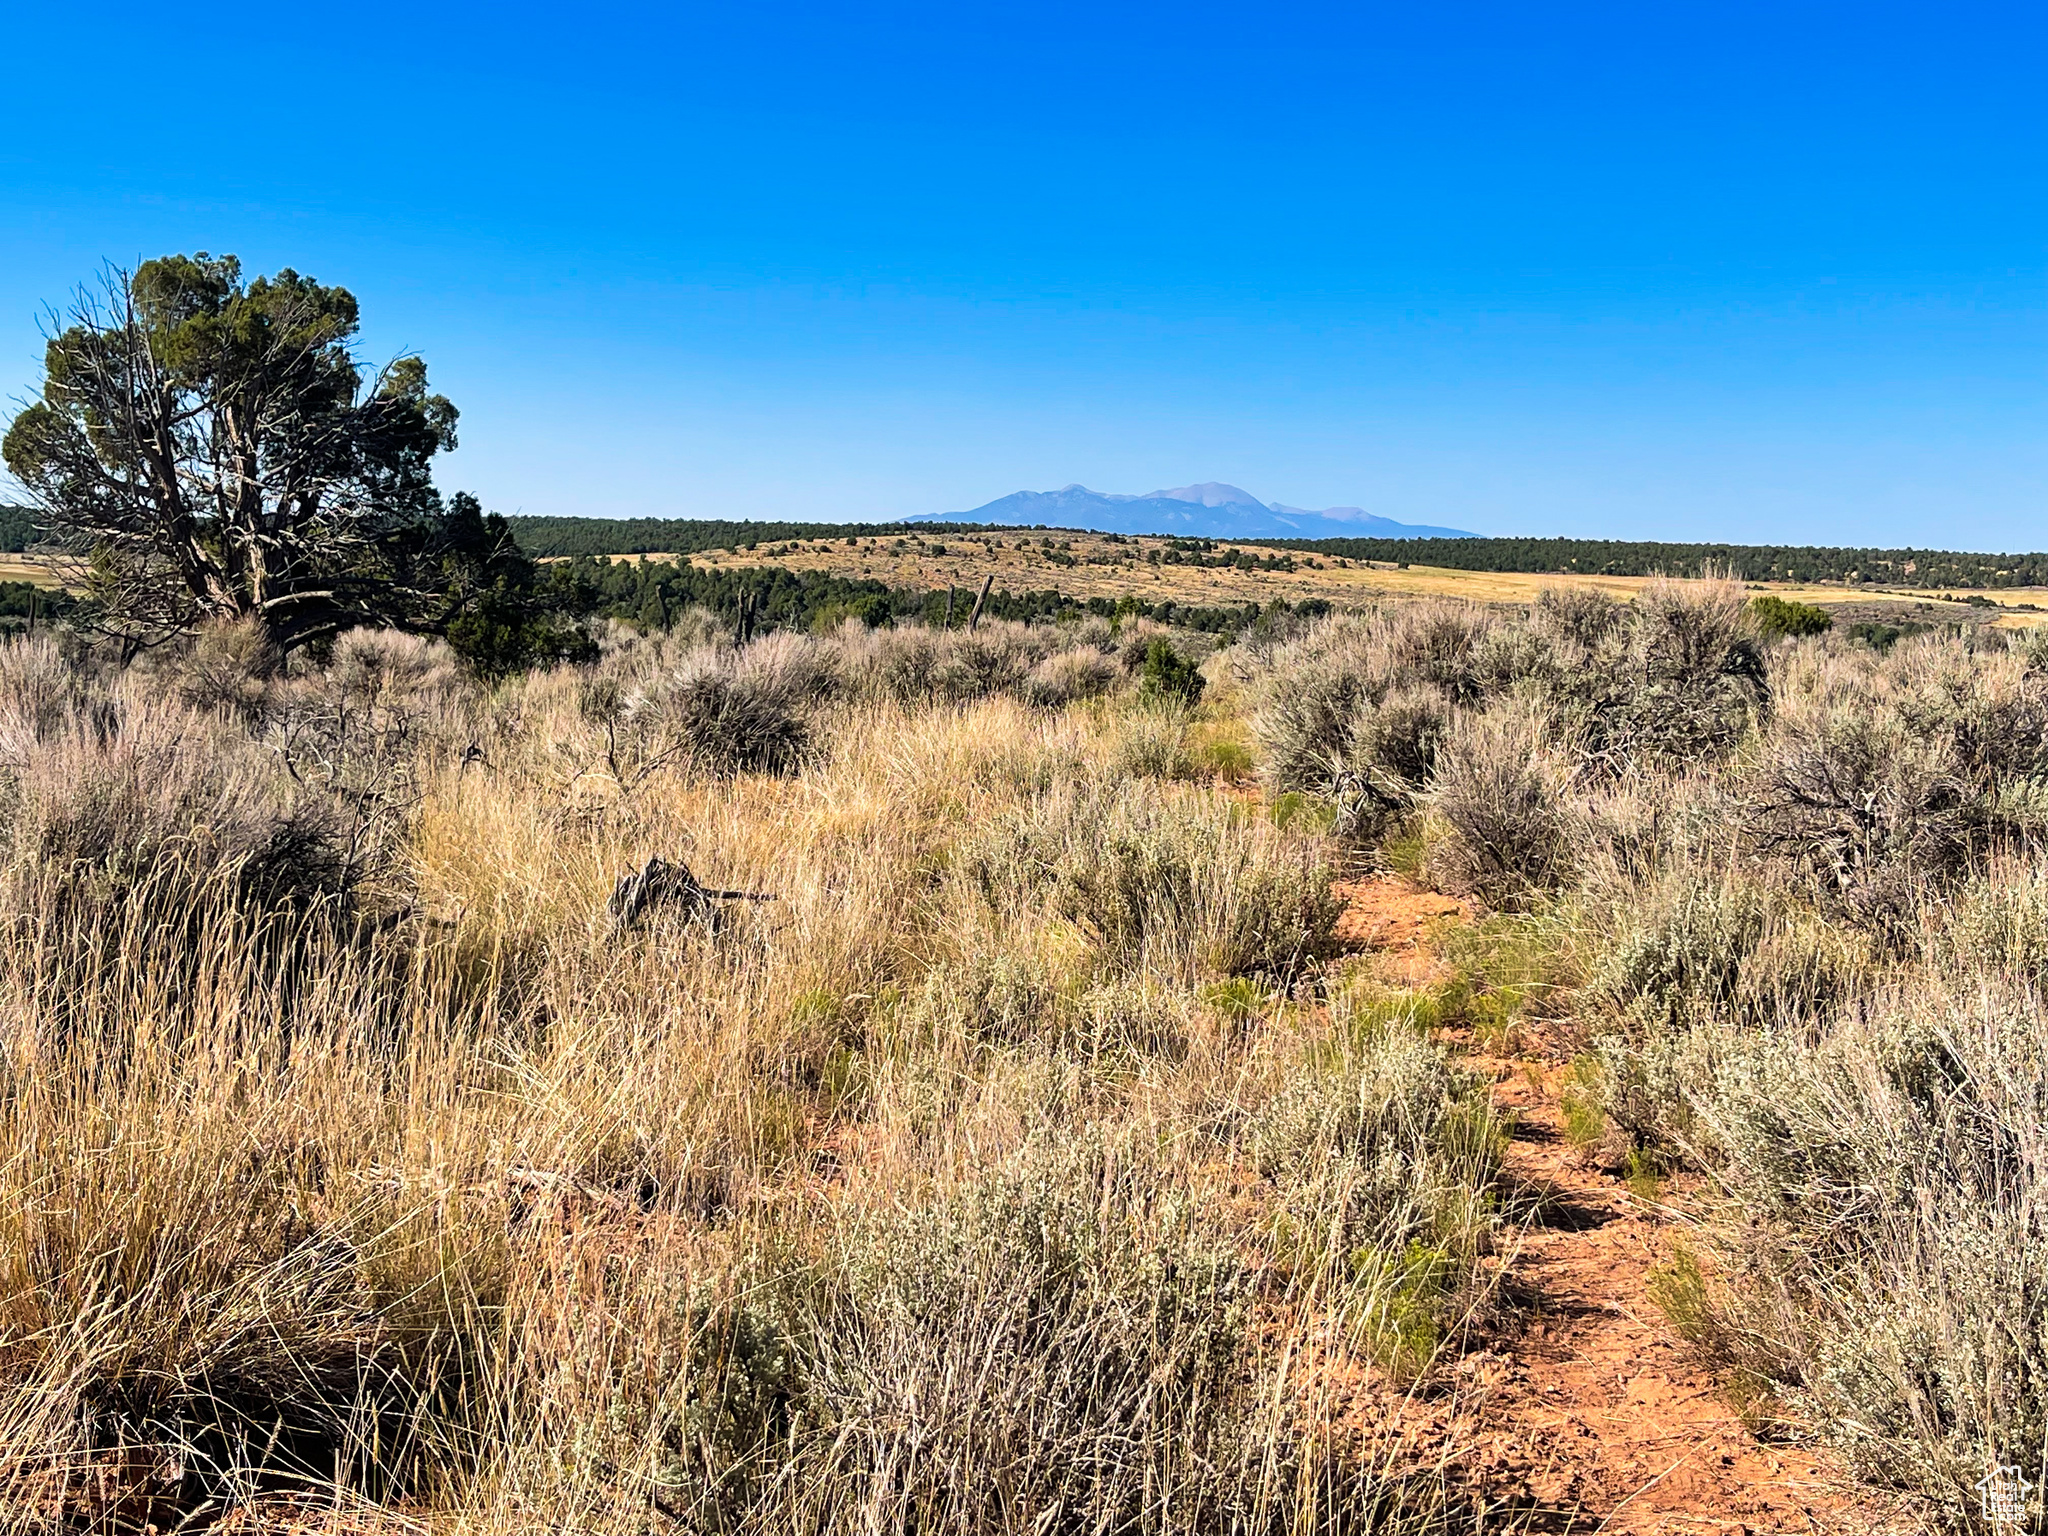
[
  {"left": 0, "top": 556, "right": 64, "bottom": 588},
  {"left": 2, "top": 586, "right": 2043, "bottom": 1532},
  {"left": 658, "top": 530, "right": 2048, "bottom": 626}
]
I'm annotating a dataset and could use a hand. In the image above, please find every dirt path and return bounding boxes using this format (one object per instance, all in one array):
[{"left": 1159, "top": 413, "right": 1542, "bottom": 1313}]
[{"left": 1336, "top": 878, "right": 1890, "bottom": 1534}]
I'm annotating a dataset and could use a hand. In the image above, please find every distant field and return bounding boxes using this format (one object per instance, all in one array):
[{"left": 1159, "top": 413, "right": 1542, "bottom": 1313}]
[
  {"left": 0, "top": 556, "right": 63, "bottom": 589},
  {"left": 632, "top": 530, "right": 2048, "bottom": 627}
]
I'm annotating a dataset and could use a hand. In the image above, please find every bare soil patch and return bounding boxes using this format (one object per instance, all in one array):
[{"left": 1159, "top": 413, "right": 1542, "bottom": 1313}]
[{"left": 1335, "top": 878, "right": 1904, "bottom": 1534}]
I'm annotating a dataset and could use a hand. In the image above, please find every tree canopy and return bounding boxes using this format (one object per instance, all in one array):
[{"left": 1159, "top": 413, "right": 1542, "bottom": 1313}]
[{"left": 2, "top": 254, "right": 486, "bottom": 653}]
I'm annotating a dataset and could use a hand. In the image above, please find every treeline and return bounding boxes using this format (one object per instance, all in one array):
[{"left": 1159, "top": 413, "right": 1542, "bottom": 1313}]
[
  {"left": 1261, "top": 535, "right": 2048, "bottom": 588},
  {"left": 0, "top": 506, "right": 36, "bottom": 553},
  {"left": 0, "top": 581, "right": 68, "bottom": 628},
  {"left": 546, "top": 554, "right": 1321, "bottom": 636},
  {"left": 509, "top": 515, "right": 970, "bottom": 557}
]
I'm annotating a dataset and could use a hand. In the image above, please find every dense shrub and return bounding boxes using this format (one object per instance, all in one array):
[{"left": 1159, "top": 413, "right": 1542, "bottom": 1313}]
[
  {"left": 1428, "top": 708, "right": 1577, "bottom": 907},
  {"left": 829, "top": 620, "right": 1150, "bottom": 708},
  {"left": 932, "top": 627, "right": 1037, "bottom": 700},
  {"left": 268, "top": 628, "right": 472, "bottom": 803},
  {"left": 1021, "top": 645, "right": 1118, "bottom": 706},
  {"left": 967, "top": 781, "right": 1340, "bottom": 983},
  {"left": 1106, "top": 698, "right": 1197, "bottom": 781},
  {"left": 1139, "top": 637, "right": 1206, "bottom": 705},
  {"left": 1529, "top": 584, "right": 1624, "bottom": 657},
  {"left": 0, "top": 688, "right": 353, "bottom": 920},
  {"left": 1741, "top": 701, "right": 1982, "bottom": 929},
  {"left": 171, "top": 616, "right": 282, "bottom": 720},
  {"left": 1331, "top": 686, "right": 1454, "bottom": 838},
  {"left": 643, "top": 633, "right": 832, "bottom": 775},
  {"left": 788, "top": 1147, "right": 1250, "bottom": 1530},
  {"left": 0, "top": 634, "right": 105, "bottom": 758},
  {"left": 1248, "top": 616, "right": 1383, "bottom": 796},
  {"left": 1681, "top": 981, "right": 2048, "bottom": 1523},
  {"left": 1750, "top": 594, "right": 1832, "bottom": 639}
]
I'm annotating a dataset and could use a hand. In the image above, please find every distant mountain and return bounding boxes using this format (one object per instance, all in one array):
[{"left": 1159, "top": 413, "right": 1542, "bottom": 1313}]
[{"left": 909, "top": 483, "right": 1473, "bottom": 540}]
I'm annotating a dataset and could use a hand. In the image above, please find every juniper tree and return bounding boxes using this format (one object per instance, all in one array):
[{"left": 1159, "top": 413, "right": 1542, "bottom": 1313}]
[{"left": 3, "top": 254, "right": 469, "bottom": 655}]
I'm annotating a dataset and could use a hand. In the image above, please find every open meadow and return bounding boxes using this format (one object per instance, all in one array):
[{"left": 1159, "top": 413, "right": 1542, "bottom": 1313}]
[
  {"left": 673, "top": 531, "right": 2048, "bottom": 630},
  {"left": 0, "top": 581, "right": 2040, "bottom": 1532}
]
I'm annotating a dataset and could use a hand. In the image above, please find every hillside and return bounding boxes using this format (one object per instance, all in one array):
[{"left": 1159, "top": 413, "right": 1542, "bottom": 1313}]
[
  {"left": 506, "top": 515, "right": 2048, "bottom": 591},
  {"left": 659, "top": 528, "right": 2048, "bottom": 631}
]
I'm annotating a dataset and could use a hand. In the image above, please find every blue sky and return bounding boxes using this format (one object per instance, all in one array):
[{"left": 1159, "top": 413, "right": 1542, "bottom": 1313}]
[{"left": 2, "top": 1, "right": 2042, "bottom": 546}]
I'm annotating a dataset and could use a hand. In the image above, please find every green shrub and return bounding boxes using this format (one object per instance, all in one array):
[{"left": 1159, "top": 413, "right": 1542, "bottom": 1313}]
[
  {"left": 1750, "top": 594, "right": 1833, "bottom": 639},
  {"left": 1139, "top": 638, "right": 1206, "bottom": 705},
  {"left": 1560, "top": 1054, "right": 1608, "bottom": 1148}
]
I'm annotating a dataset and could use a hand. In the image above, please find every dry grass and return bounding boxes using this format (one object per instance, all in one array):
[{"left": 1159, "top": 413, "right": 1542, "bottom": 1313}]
[
  {"left": 1241, "top": 586, "right": 2048, "bottom": 1529},
  {"left": 15, "top": 580, "right": 2045, "bottom": 1532},
  {"left": 0, "top": 620, "right": 1516, "bottom": 1534},
  {"left": 661, "top": 534, "right": 2048, "bottom": 625},
  {"left": 0, "top": 557, "right": 63, "bottom": 590}
]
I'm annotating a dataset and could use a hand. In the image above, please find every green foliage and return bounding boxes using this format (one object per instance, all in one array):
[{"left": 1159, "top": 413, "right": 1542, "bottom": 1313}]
[
  {"left": 1624, "top": 1147, "right": 1665, "bottom": 1202},
  {"left": 5, "top": 254, "right": 461, "bottom": 653},
  {"left": 517, "top": 515, "right": 2048, "bottom": 592},
  {"left": 1645, "top": 1241, "right": 1714, "bottom": 1347},
  {"left": 0, "top": 581, "right": 72, "bottom": 630},
  {"left": 1750, "top": 594, "right": 1833, "bottom": 638},
  {"left": 1188, "top": 728, "right": 1253, "bottom": 778},
  {"left": 539, "top": 550, "right": 1317, "bottom": 641},
  {"left": 1199, "top": 976, "right": 1270, "bottom": 1024},
  {"left": 1560, "top": 1054, "right": 1608, "bottom": 1148},
  {"left": 1467, "top": 985, "right": 1524, "bottom": 1052},
  {"left": 1327, "top": 976, "right": 1463, "bottom": 1048},
  {"left": 1139, "top": 638, "right": 1205, "bottom": 704},
  {"left": 0, "top": 504, "right": 35, "bottom": 552},
  {"left": 433, "top": 493, "right": 592, "bottom": 677},
  {"left": 1264, "top": 533, "right": 2048, "bottom": 589},
  {"left": 505, "top": 515, "right": 937, "bottom": 557},
  {"left": 1843, "top": 618, "right": 1934, "bottom": 651},
  {"left": 1347, "top": 1240, "right": 1458, "bottom": 1375},
  {"left": 1269, "top": 791, "right": 1338, "bottom": 833}
]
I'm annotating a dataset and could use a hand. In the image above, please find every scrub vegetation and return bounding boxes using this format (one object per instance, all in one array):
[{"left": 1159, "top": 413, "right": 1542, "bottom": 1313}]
[
  {"left": 1239, "top": 581, "right": 2048, "bottom": 1532},
  {"left": 0, "top": 612, "right": 1522, "bottom": 1533},
  {"left": 4, "top": 253, "right": 2042, "bottom": 1533},
  {"left": 2, "top": 578, "right": 2040, "bottom": 1531}
]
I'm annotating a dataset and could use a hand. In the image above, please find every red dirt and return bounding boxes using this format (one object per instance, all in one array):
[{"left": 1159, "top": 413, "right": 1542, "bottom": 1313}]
[
  {"left": 1332, "top": 877, "right": 1472, "bottom": 986},
  {"left": 1333, "top": 877, "right": 1907, "bottom": 1534}
]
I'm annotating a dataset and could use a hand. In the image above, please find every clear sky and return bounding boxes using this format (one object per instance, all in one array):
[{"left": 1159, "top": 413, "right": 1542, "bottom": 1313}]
[{"left": 2, "top": 1, "right": 2042, "bottom": 547}]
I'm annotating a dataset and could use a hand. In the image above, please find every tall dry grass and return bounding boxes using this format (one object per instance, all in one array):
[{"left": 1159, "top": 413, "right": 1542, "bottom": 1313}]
[{"left": 0, "top": 620, "right": 1513, "bottom": 1533}]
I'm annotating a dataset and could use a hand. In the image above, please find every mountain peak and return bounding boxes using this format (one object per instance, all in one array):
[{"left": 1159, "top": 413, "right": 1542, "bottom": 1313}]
[
  {"left": 1143, "top": 482, "right": 1266, "bottom": 510},
  {"left": 910, "top": 483, "right": 1474, "bottom": 541}
]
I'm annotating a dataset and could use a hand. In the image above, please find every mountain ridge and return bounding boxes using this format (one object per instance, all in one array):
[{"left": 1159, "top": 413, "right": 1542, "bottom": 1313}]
[{"left": 910, "top": 483, "right": 1474, "bottom": 540}]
